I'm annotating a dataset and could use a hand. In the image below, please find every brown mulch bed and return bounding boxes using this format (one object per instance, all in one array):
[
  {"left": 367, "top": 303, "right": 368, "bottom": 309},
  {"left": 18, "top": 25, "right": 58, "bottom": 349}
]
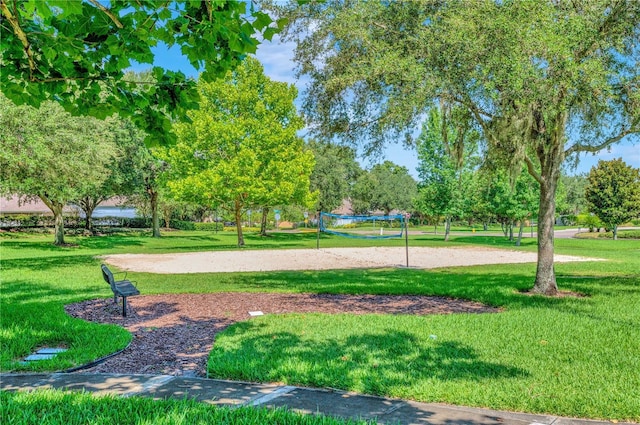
[{"left": 64, "top": 293, "right": 500, "bottom": 377}]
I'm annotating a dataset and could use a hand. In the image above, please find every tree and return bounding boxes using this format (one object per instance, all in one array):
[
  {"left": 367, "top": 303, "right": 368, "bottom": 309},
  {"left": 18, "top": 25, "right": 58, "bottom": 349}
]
[
  {"left": 415, "top": 107, "right": 480, "bottom": 241},
  {"left": 167, "top": 57, "right": 315, "bottom": 246},
  {"left": 480, "top": 168, "right": 539, "bottom": 246},
  {"left": 557, "top": 174, "right": 588, "bottom": 217},
  {"left": 274, "top": 0, "right": 640, "bottom": 295},
  {"left": 308, "top": 140, "right": 362, "bottom": 213},
  {"left": 0, "top": 97, "right": 117, "bottom": 245},
  {"left": 72, "top": 117, "right": 147, "bottom": 232},
  {"left": 585, "top": 159, "right": 640, "bottom": 240},
  {"left": 0, "top": 0, "right": 285, "bottom": 146},
  {"left": 351, "top": 161, "right": 417, "bottom": 219}
]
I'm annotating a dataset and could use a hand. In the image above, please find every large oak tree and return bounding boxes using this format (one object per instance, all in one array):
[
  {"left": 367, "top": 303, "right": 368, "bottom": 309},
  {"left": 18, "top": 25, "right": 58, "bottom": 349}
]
[
  {"left": 0, "top": 97, "right": 117, "bottom": 245},
  {"left": 273, "top": 0, "right": 640, "bottom": 295}
]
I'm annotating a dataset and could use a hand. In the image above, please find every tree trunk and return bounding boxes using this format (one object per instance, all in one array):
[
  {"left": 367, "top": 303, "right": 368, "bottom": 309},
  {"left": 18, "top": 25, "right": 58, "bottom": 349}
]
[
  {"left": 613, "top": 224, "right": 618, "bottom": 241},
  {"left": 509, "top": 221, "right": 514, "bottom": 241},
  {"left": 533, "top": 176, "right": 558, "bottom": 294},
  {"left": 52, "top": 203, "right": 66, "bottom": 245},
  {"left": 531, "top": 140, "right": 564, "bottom": 295},
  {"left": 149, "top": 189, "right": 161, "bottom": 238},
  {"left": 39, "top": 195, "right": 66, "bottom": 245},
  {"left": 260, "top": 207, "right": 269, "bottom": 236},
  {"left": 444, "top": 216, "right": 451, "bottom": 241},
  {"left": 516, "top": 220, "right": 524, "bottom": 246},
  {"left": 235, "top": 199, "right": 245, "bottom": 246},
  {"left": 84, "top": 204, "right": 96, "bottom": 232},
  {"left": 77, "top": 196, "right": 98, "bottom": 232},
  {"left": 162, "top": 205, "right": 172, "bottom": 229}
]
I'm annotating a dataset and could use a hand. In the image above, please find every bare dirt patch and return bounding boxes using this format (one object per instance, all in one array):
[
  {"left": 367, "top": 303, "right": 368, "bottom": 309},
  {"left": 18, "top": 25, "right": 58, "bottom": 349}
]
[
  {"left": 65, "top": 293, "right": 500, "bottom": 377},
  {"left": 101, "top": 246, "right": 594, "bottom": 274}
]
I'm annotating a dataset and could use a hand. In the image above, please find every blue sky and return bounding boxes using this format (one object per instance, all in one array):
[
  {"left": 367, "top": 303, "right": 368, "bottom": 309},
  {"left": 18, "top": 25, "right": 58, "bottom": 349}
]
[{"left": 149, "top": 34, "right": 639, "bottom": 179}]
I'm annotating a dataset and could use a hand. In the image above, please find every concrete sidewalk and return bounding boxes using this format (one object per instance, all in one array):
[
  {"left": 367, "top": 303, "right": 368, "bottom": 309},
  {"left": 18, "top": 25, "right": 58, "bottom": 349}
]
[{"left": 1, "top": 373, "right": 634, "bottom": 425}]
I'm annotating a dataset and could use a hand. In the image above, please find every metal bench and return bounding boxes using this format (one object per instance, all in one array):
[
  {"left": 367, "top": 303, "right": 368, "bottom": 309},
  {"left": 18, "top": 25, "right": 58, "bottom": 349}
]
[{"left": 101, "top": 264, "right": 140, "bottom": 317}]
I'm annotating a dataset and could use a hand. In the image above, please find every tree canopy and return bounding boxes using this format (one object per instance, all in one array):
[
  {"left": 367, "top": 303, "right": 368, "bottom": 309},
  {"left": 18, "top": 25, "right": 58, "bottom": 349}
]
[
  {"left": 273, "top": 0, "right": 640, "bottom": 295},
  {"left": 0, "top": 0, "right": 286, "bottom": 145},
  {"left": 167, "top": 57, "right": 315, "bottom": 246},
  {"left": 416, "top": 107, "right": 480, "bottom": 240},
  {"left": 72, "top": 117, "right": 149, "bottom": 232},
  {"left": 585, "top": 159, "right": 640, "bottom": 240},
  {"left": 308, "top": 140, "right": 361, "bottom": 213},
  {"left": 351, "top": 161, "right": 416, "bottom": 217},
  {"left": 0, "top": 96, "right": 117, "bottom": 245}
]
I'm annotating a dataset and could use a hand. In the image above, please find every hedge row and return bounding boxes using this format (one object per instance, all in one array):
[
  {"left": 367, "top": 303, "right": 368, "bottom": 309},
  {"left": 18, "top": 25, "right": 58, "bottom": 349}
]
[{"left": 0, "top": 215, "right": 152, "bottom": 229}]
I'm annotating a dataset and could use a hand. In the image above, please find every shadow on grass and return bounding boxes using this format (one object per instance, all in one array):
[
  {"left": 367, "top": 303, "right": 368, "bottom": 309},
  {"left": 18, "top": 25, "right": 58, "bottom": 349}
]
[
  {"left": 210, "top": 268, "right": 588, "bottom": 310},
  {"left": 1, "top": 280, "right": 105, "bottom": 304},
  {"left": 1, "top": 254, "right": 100, "bottom": 272},
  {"left": 412, "top": 234, "right": 538, "bottom": 249},
  {"left": 208, "top": 325, "right": 528, "bottom": 394},
  {"left": 1, "top": 236, "right": 146, "bottom": 252},
  {"left": 0, "top": 240, "right": 81, "bottom": 252},
  {"left": 73, "top": 236, "right": 146, "bottom": 250}
]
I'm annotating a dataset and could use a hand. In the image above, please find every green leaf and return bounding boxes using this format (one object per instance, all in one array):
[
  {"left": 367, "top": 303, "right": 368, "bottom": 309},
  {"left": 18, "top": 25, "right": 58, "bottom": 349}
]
[
  {"left": 263, "top": 28, "right": 278, "bottom": 42},
  {"left": 253, "top": 12, "right": 273, "bottom": 31},
  {"left": 48, "top": 0, "right": 83, "bottom": 17}
]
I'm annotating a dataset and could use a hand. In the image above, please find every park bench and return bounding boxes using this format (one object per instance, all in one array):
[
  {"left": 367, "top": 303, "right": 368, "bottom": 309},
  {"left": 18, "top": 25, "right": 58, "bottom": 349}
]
[{"left": 100, "top": 264, "right": 140, "bottom": 317}]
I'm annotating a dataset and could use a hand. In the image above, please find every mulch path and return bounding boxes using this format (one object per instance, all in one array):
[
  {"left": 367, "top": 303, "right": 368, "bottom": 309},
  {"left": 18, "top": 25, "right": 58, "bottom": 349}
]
[{"left": 65, "top": 293, "right": 500, "bottom": 377}]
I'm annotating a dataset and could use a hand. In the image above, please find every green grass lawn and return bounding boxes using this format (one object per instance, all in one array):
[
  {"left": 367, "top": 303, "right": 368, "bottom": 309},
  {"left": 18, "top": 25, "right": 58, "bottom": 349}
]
[
  {"left": 1, "top": 230, "right": 639, "bottom": 421},
  {"left": 0, "top": 390, "right": 367, "bottom": 425}
]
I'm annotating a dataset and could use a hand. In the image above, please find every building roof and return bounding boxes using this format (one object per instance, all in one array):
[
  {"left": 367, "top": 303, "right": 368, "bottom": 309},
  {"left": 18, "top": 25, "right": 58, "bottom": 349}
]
[{"left": 0, "top": 196, "right": 131, "bottom": 214}]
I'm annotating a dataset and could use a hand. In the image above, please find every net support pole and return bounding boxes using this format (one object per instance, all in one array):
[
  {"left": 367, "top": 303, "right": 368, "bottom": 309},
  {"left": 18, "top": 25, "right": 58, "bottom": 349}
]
[
  {"left": 316, "top": 211, "right": 321, "bottom": 249},
  {"left": 405, "top": 214, "right": 409, "bottom": 267}
]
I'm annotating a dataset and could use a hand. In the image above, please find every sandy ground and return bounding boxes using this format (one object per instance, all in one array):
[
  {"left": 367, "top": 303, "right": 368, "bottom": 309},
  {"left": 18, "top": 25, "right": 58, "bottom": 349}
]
[{"left": 102, "top": 246, "right": 596, "bottom": 274}]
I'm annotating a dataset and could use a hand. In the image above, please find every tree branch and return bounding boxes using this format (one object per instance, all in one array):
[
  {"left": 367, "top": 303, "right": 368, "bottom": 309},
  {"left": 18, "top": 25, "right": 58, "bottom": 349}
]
[
  {"left": 524, "top": 155, "right": 543, "bottom": 185},
  {"left": 88, "top": 0, "right": 124, "bottom": 29},
  {"left": 204, "top": 0, "right": 213, "bottom": 21},
  {"left": 452, "top": 94, "right": 494, "bottom": 119},
  {"left": 455, "top": 95, "right": 496, "bottom": 144},
  {"left": 565, "top": 127, "right": 639, "bottom": 156},
  {"left": 0, "top": 0, "right": 36, "bottom": 74},
  {"left": 38, "top": 193, "right": 54, "bottom": 211}
]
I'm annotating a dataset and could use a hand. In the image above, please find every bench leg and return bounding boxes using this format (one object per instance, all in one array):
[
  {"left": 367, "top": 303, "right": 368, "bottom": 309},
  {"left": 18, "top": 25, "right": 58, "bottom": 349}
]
[
  {"left": 122, "top": 296, "right": 127, "bottom": 317},
  {"left": 114, "top": 294, "right": 118, "bottom": 304}
]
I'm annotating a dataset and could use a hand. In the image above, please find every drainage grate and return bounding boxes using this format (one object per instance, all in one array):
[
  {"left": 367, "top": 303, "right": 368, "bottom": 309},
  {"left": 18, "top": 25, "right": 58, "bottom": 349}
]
[{"left": 22, "top": 348, "right": 68, "bottom": 363}]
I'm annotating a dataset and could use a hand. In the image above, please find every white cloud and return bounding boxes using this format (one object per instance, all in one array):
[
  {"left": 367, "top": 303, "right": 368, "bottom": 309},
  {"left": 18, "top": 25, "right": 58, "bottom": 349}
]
[{"left": 255, "top": 35, "right": 301, "bottom": 86}]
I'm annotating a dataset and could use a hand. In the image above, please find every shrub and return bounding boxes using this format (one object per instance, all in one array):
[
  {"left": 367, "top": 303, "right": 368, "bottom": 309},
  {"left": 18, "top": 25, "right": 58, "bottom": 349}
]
[
  {"left": 243, "top": 226, "right": 262, "bottom": 232},
  {"left": 0, "top": 214, "right": 42, "bottom": 228},
  {"left": 337, "top": 223, "right": 357, "bottom": 229},
  {"left": 170, "top": 220, "right": 195, "bottom": 230},
  {"left": 576, "top": 214, "right": 602, "bottom": 232},
  {"left": 559, "top": 215, "right": 577, "bottom": 226},
  {"left": 194, "top": 222, "right": 224, "bottom": 231},
  {"left": 120, "top": 217, "right": 151, "bottom": 228},
  {"left": 599, "top": 230, "right": 640, "bottom": 239}
]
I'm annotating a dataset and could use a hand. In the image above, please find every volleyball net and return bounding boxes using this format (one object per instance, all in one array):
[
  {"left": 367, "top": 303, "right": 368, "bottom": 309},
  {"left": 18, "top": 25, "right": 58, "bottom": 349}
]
[{"left": 319, "top": 212, "right": 405, "bottom": 239}]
